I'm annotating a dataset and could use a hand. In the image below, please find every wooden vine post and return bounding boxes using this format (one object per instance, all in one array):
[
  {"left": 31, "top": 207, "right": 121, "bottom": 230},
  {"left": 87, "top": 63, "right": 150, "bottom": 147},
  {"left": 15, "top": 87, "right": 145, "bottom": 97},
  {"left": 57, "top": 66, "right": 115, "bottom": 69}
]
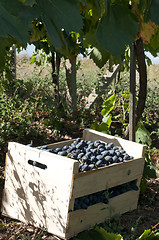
[{"left": 129, "top": 43, "right": 136, "bottom": 142}]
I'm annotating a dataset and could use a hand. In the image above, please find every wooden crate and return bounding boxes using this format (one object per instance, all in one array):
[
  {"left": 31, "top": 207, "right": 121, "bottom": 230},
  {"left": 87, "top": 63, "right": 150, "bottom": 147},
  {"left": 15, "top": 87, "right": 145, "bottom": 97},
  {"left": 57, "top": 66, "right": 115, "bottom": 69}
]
[{"left": 1, "top": 129, "right": 145, "bottom": 239}]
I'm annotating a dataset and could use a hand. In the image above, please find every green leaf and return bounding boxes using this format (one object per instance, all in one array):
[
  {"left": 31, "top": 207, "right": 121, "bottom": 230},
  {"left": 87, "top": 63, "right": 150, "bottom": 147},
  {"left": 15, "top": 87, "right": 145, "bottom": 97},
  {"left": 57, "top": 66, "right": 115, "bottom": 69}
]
[
  {"left": 75, "top": 227, "right": 123, "bottom": 240},
  {"left": 96, "top": 227, "right": 123, "bottom": 240},
  {"left": 19, "top": 5, "right": 40, "bottom": 24},
  {"left": 90, "top": 46, "right": 111, "bottom": 68},
  {"left": 102, "top": 115, "right": 112, "bottom": 128},
  {"left": 102, "top": 94, "right": 116, "bottom": 116},
  {"left": 0, "top": 37, "right": 14, "bottom": 71},
  {"left": 146, "top": 26, "right": 159, "bottom": 56},
  {"left": 21, "top": 0, "right": 36, "bottom": 6},
  {"left": 143, "top": 150, "right": 156, "bottom": 179},
  {"left": 42, "top": 15, "right": 63, "bottom": 49},
  {"left": 91, "top": 122, "right": 99, "bottom": 131},
  {"left": 99, "top": 122, "right": 109, "bottom": 133},
  {"left": 136, "top": 229, "right": 159, "bottom": 240},
  {"left": 150, "top": 0, "right": 159, "bottom": 26},
  {"left": 38, "top": 0, "right": 83, "bottom": 33},
  {"left": 96, "top": 2, "right": 139, "bottom": 59},
  {"left": 0, "top": 1, "right": 30, "bottom": 44},
  {"left": 135, "top": 121, "right": 152, "bottom": 146}
]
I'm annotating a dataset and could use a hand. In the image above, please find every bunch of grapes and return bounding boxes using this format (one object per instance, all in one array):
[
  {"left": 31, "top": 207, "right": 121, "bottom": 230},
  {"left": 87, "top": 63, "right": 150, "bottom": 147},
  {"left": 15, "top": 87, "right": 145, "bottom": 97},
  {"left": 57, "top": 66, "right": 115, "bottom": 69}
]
[
  {"left": 34, "top": 138, "right": 134, "bottom": 172},
  {"left": 74, "top": 180, "right": 138, "bottom": 210}
]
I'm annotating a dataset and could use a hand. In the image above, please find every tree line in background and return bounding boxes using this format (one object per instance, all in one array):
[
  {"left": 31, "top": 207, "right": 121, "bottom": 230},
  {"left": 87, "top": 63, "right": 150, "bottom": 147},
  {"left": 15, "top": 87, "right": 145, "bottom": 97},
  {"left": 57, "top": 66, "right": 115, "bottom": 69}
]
[{"left": 1, "top": 0, "right": 159, "bottom": 133}]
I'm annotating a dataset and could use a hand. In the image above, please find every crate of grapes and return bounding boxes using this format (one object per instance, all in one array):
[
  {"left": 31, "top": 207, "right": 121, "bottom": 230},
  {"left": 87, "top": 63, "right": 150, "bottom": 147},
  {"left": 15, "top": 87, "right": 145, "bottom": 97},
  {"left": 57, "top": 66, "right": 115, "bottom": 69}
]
[{"left": 2, "top": 129, "right": 145, "bottom": 239}]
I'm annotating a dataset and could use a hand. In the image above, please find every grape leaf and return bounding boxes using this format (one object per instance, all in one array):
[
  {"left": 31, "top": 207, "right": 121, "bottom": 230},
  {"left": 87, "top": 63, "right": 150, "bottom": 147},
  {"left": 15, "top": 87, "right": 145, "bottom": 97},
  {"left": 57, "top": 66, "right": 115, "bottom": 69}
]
[
  {"left": 96, "top": 2, "right": 139, "bottom": 59},
  {"left": 149, "top": 0, "right": 159, "bottom": 26},
  {"left": 37, "top": 0, "right": 83, "bottom": 33},
  {"left": 136, "top": 229, "right": 159, "bottom": 240},
  {"left": 75, "top": 227, "right": 123, "bottom": 240},
  {"left": 90, "top": 46, "right": 111, "bottom": 68},
  {"left": 0, "top": 2, "right": 30, "bottom": 43},
  {"left": 42, "top": 15, "right": 63, "bottom": 49},
  {"left": 102, "top": 94, "right": 116, "bottom": 116},
  {"left": 0, "top": 37, "right": 14, "bottom": 70},
  {"left": 135, "top": 121, "right": 152, "bottom": 146}
]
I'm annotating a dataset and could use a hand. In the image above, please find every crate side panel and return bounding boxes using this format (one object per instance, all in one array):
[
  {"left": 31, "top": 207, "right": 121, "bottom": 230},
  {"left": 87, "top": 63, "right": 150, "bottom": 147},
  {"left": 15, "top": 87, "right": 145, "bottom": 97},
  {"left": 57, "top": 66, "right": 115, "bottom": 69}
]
[
  {"left": 2, "top": 142, "right": 77, "bottom": 239},
  {"left": 44, "top": 139, "right": 75, "bottom": 149},
  {"left": 72, "top": 158, "right": 144, "bottom": 198},
  {"left": 67, "top": 190, "right": 139, "bottom": 239},
  {"left": 83, "top": 129, "right": 145, "bottom": 159}
]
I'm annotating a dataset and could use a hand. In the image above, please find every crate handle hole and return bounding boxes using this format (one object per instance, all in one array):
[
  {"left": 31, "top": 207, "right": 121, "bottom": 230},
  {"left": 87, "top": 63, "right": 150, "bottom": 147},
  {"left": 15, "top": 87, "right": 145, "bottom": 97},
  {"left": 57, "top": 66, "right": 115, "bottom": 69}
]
[{"left": 28, "top": 160, "right": 47, "bottom": 170}]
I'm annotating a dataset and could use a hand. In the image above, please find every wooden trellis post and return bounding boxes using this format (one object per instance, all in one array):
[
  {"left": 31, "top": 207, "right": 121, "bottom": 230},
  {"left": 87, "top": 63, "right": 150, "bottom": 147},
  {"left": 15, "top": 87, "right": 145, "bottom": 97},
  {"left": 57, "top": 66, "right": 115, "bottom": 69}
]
[{"left": 129, "top": 43, "right": 136, "bottom": 141}]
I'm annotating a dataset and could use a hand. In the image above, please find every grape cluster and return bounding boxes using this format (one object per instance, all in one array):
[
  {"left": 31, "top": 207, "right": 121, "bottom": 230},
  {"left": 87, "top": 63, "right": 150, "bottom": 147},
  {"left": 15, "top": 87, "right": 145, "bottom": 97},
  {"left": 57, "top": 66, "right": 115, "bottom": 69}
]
[
  {"left": 74, "top": 180, "right": 138, "bottom": 210},
  {"left": 34, "top": 138, "right": 134, "bottom": 172}
]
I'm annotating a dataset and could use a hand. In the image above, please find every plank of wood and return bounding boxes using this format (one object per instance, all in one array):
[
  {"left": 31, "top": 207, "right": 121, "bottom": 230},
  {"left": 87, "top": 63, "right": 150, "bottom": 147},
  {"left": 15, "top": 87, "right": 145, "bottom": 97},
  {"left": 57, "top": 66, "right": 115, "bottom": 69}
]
[
  {"left": 1, "top": 142, "right": 78, "bottom": 239},
  {"left": 85, "top": 89, "right": 98, "bottom": 109},
  {"left": 66, "top": 190, "right": 139, "bottom": 239},
  {"left": 71, "top": 157, "right": 144, "bottom": 198},
  {"left": 44, "top": 139, "right": 74, "bottom": 149},
  {"left": 129, "top": 43, "right": 136, "bottom": 141}
]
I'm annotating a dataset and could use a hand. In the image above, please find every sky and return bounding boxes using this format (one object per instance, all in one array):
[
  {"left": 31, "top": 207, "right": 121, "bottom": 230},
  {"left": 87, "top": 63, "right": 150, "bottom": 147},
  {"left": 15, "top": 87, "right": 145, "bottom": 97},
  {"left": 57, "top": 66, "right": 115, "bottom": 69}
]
[{"left": 18, "top": 44, "right": 159, "bottom": 65}]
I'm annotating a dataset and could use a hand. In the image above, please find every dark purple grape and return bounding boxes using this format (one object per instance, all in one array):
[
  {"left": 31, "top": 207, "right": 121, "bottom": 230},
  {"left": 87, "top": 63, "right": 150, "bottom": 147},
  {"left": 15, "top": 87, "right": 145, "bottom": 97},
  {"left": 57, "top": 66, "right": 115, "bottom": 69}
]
[
  {"left": 41, "top": 145, "right": 48, "bottom": 150},
  {"left": 81, "top": 164, "right": 89, "bottom": 172},
  {"left": 113, "top": 146, "right": 119, "bottom": 151},
  {"left": 46, "top": 149, "right": 53, "bottom": 152},
  {"left": 94, "top": 140, "right": 101, "bottom": 147},
  {"left": 115, "top": 151, "right": 121, "bottom": 157},
  {"left": 109, "top": 149, "right": 115, "bottom": 156},
  {"left": 98, "top": 147, "right": 105, "bottom": 153},
  {"left": 97, "top": 144, "right": 105, "bottom": 150},
  {"left": 88, "top": 142, "right": 95, "bottom": 148},
  {"left": 76, "top": 142, "right": 85, "bottom": 150},
  {"left": 54, "top": 147, "right": 62, "bottom": 153},
  {"left": 90, "top": 156, "right": 96, "bottom": 162},
  {"left": 95, "top": 160, "right": 102, "bottom": 167},
  {"left": 85, "top": 152, "right": 92, "bottom": 158},
  {"left": 105, "top": 156, "right": 112, "bottom": 163},
  {"left": 96, "top": 155, "right": 104, "bottom": 161},
  {"left": 120, "top": 149, "right": 126, "bottom": 155},
  {"left": 77, "top": 152, "right": 85, "bottom": 160},
  {"left": 85, "top": 146, "right": 92, "bottom": 153},
  {"left": 112, "top": 155, "right": 118, "bottom": 162},
  {"left": 118, "top": 157, "right": 123, "bottom": 162},
  {"left": 123, "top": 154, "right": 130, "bottom": 160},
  {"left": 57, "top": 151, "right": 67, "bottom": 156},
  {"left": 87, "top": 140, "right": 92, "bottom": 145},
  {"left": 88, "top": 163, "right": 95, "bottom": 170},
  {"left": 90, "top": 148, "right": 98, "bottom": 155},
  {"left": 108, "top": 142, "right": 114, "bottom": 149},
  {"left": 102, "top": 150, "right": 109, "bottom": 157}
]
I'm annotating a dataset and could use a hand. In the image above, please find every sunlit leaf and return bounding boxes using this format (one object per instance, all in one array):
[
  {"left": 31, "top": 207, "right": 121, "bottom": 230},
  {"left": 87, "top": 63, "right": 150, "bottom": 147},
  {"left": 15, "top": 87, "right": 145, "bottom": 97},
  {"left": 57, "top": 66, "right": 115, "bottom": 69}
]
[
  {"left": 102, "top": 94, "right": 116, "bottom": 115},
  {"left": 75, "top": 227, "right": 123, "bottom": 240}
]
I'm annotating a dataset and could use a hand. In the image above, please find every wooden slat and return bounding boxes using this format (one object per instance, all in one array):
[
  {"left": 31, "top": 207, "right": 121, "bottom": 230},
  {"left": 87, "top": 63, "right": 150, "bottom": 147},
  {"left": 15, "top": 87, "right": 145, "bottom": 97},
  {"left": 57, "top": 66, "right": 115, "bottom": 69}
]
[
  {"left": 44, "top": 139, "right": 75, "bottom": 149},
  {"left": 72, "top": 158, "right": 144, "bottom": 198},
  {"left": 66, "top": 190, "right": 139, "bottom": 239},
  {"left": 1, "top": 142, "right": 78, "bottom": 239}
]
